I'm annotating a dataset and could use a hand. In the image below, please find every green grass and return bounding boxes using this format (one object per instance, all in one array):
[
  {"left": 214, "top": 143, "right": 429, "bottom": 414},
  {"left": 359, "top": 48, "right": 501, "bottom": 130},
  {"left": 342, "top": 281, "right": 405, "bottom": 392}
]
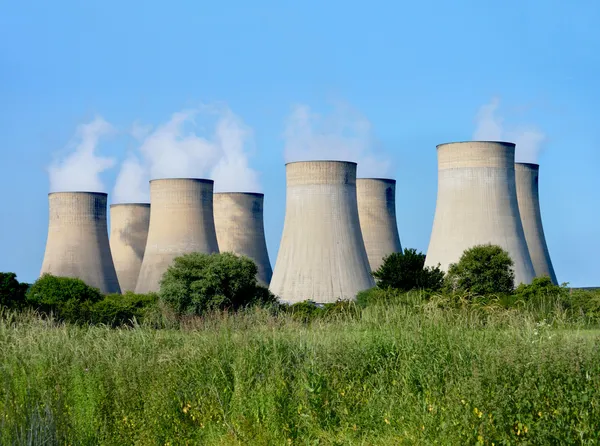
[{"left": 1, "top": 295, "right": 599, "bottom": 445}]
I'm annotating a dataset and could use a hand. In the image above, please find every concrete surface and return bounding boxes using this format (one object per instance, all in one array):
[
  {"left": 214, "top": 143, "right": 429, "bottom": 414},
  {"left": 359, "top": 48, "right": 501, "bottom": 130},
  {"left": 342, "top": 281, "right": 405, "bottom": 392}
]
[
  {"left": 40, "top": 192, "right": 121, "bottom": 294},
  {"left": 424, "top": 141, "right": 535, "bottom": 286},
  {"left": 269, "top": 161, "right": 375, "bottom": 304},
  {"left": 213, "top": 192, "right": 273, "bottom": 287},
  {"left": 357, "top": 178, "right": 403, "bottom": 271},
  {"left": 109, "top": 203, "right": 151, "bottom": 293},
  {"left": 515, "top": 163, "right": 558, "bottom": 284},
  {"left": 135, "top": 178, "right": 219, "bottom": 294}
]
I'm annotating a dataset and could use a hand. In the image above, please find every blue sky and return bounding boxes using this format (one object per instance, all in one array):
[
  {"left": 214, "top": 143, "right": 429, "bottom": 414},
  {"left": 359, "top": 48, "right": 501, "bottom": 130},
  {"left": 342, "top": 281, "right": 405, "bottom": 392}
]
[{"left": 1, "top": 0, "right": 598, "bottom": 286}]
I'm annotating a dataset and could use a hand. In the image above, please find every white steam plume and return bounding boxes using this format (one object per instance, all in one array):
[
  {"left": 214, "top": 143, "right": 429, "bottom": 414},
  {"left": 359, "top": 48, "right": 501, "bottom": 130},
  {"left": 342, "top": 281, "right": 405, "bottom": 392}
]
[
  {"left": 48, "top": 116, "right": 116, "bottom": 192},
  {"left": 112, "top": 106, "right": 261, "bottom": 203},
  {"left": 473, "top": 97, "right": 546, "bottom": 163},
  {"left": 283, "top": 102, "right": 391, "bottom": 177}
]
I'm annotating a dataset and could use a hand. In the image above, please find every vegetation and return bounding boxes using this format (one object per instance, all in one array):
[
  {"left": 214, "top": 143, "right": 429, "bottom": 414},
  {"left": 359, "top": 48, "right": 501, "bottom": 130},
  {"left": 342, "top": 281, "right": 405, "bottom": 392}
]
[
  {"left": 445, "top": 244, "right": 515, "bottom": 296},
  {"left": 0, "top": 272, "right": 29, "bottom": 310},
  {"left": 1, "top": 292, "right": 600, "bottom": 444},
  {"left": 372, "top": 248, "right": 444, "bottom": 292},
  {"left": 160, "top": 252, "right": 276, "bottom": 316},
  {"left": 0, "top": 248, "right": 598, "bottom": 443}
]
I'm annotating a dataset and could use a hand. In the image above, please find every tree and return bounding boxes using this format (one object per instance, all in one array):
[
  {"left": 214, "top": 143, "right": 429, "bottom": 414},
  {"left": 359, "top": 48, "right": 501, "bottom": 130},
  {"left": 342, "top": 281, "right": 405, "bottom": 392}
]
[
  {"left": 159, "top": 252, "right": 276, "bottom": 316},
  {"left": 27, "top": 274, "right": 103, "bottom": 321},
  {"left": 444, "top": 244, "right": 515, "bottom": 295},
  {"left": 0, "top": 272, "right": 29, "bottom": 309},
  {"left": 372, "top": 248, "right": 445, "bottom": 292}
]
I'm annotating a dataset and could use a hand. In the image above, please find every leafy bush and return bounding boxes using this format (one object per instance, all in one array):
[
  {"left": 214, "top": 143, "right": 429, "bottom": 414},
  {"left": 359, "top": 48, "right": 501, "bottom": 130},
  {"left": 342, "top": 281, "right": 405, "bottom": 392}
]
[
  {"left": 372, "top": 248, "right": 444, "bottom": 292},
  {"left": 159, "top": 252, "right": 277, "bottom": 316},
  {"left": 26, "top": 274, "right": 104, "bottom": 322},
  {"left": 514, "top": 276, "right": 568, "bottom": 301},
  {"left": 90, "top": 292, "right": 158, "bottom": 327},
  {"left": 0, "top": 272, "right": 29, "bottom": 310},
  {"left": 563, "top": 288, "right": 600, "bottom": 319},
  {"left": 284, "top": 299, "right": 360, "bottom": 323},
  {"left": 285, "top": 300, "right": 324, "bottom": 323},
  {"left": 444, "top": 244, "right": 515, "bottom": 296}
]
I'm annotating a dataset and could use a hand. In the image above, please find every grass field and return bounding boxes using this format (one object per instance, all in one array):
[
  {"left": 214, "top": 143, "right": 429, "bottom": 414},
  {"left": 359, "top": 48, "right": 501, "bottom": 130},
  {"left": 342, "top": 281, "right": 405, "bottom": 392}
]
[{"left": 1, "top": 294, "right": 599, "bottom": 445}]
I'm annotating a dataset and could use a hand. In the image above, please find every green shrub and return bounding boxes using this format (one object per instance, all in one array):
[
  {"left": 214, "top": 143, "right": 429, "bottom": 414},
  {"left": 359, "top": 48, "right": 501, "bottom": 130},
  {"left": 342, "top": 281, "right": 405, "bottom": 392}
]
[
  {"left": 285, "top": 300, "right": 324, "bottom": 323},
  {"left": 26, "top": 274, "right": 104, "bottom": 322},
  {"left": 284, "top": 299, "right": 360, "bottom": 323},
  {"left": 90, "top": 292, "right": 158, "bottom": 327},
  {"left": 0, "top": 272, "right": 29, "bottom": 310},
  {"left": 514, "top": 276, "right": 568, "bottom": 301},
  {"left": 563, "top": 288, "right": 600, "bottom": 319},
  {"left": 372, "top": 248, "right": 444, "bottom": 292},
  {"left": 159, "top": 252, "right": 277, "bottom": 316},
  {"left": 444, "top": 244, "right": 515, "bottom": 296}
]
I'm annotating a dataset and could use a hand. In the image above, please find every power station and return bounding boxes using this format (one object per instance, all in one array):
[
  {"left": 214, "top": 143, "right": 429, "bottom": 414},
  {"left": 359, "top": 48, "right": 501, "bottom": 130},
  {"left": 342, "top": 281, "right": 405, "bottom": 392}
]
[
  {"left": 135, "top": 178, "right": 219, "bottom": 294},
  {"left": 269, "top": 161, "right": 375, "bottom": 304},
  {"left": 356, "top": 178, "right": 403, "bottom": 271},
  {"left": 515, "top": 163, "right": 558, "bottom": 284},
  {"left": 424, "top": 141, "right": 536, "bottom": 286},
  {"left": 213, "top": 192, "right": 273, "bottom": 286},
  {"left": 109, "top": 203, "right": 151, "bottom": 293},
  {"left": 40, "top": 192, "right": 121, "bottom": 294},
  {"left": 36, "top": 142, "right": 564, "bottom": 297}
]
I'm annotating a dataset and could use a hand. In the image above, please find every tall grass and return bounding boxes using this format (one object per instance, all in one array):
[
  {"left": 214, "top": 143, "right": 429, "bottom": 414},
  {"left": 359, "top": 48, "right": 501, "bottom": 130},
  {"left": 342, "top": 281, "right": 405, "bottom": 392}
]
[{"left": 0, "top": 294, "right": 599, "bottom": 445}]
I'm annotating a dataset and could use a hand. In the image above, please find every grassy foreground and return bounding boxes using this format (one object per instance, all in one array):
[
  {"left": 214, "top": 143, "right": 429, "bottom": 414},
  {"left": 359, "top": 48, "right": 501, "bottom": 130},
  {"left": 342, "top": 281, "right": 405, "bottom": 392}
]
[{"left": 1, "top": 296, "right": 599, "bottom": 445}]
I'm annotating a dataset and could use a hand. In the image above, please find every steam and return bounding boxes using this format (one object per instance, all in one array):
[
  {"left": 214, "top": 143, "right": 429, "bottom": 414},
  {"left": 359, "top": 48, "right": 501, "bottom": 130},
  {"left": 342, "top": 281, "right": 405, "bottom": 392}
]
[
  {"left": 48, "top": 116, "right": 116, "bottom": 192},
  {"left": 112, "top": 106, "right": 261, "bottom": 203},
  {"left": 473, "top": 97, "right": 546, "bottom": 163},
  {"left": 283, "top": 102, "right": 391, "bottom": 177}
]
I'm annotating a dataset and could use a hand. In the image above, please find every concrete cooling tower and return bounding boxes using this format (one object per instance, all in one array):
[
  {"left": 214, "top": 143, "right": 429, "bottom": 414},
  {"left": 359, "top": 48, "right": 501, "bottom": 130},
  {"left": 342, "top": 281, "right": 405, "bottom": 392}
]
[
  {"left": 515, "top": 163, "right": 558, "bottom": 284},
  {"left": 356, "top": 178, "right": 403, "bottom": 271},
  {"left": 109, "top": 203, "right": 151, "bottom": 293},
  {"left": 424, "top": 141, "right": 535, "bottom": 286},
  {"left": 135, "top": 179, "right": 219, "bottom": 294},
  {"left": 213, "top": 193, "right": 273, "bottom": 287},
  {"left": 40, "top": 192, "right": 121, "bottom": 294},
  {"left": 269, "top": 161, "right": 375, "bottom": 304}
]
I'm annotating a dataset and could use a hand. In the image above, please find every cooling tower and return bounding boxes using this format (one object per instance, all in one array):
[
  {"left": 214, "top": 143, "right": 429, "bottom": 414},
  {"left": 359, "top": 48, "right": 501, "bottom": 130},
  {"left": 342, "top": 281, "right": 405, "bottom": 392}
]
[
  {"left": 269, "top": 161, "right": 375, "bottom": 304},
  {"left": 356, "top": 178, "right": 403, "bottom": 271},
  {"left": 424, "top": 141, "right": 535, "bottom": 286},
  {"left": 40, "top": 192, "right": 121, "bottom": 294},
  {"left": 515, "top": 163, "right": 558, "bottom": 284},
  {"left": 213, "top": 193, "right": 273, "bottom": 286},
  {"left": 109, "top": 203, "right": 151, "bottom": 293},
  {"left": 135, "top": 179, "right": 219, "bottom": 294}
]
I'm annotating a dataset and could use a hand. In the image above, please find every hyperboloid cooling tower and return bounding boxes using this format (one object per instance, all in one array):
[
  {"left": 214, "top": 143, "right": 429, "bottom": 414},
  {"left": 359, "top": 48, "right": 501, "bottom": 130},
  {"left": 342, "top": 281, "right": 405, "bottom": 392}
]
[
  {"left": 213, "top": 193, "right": 273, "bottom": 286},
  {"left": 40, "top": 192, "right": 121, "bottom": 294},
  {"left": 424, "top": 141, "right": 535, "bottom": 286},
  {"left": 109, "top": 203, "right": 151, "bottom": 293},
  {"left": 135, "top": 179, "right": 219, "bottom": 294},
  {"left": 356, "top": 178, "right": 403, "bottom": 271},
  {"left": 515, "top": 163, "right": 558, "bottom": 284},
  {"left": 269, "top": 161, "right": 375, "bottom": 304}
]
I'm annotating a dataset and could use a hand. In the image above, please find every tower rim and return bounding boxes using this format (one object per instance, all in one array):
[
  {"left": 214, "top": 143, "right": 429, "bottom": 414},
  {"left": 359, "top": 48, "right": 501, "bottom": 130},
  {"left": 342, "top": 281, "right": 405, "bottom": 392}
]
[
  {"left": 48, "top": 191, "right": 108, "bottom": 197},
  {"left": 149, "top": 177, "right": 214, "bottom": 184},
  {"left": 284, "top": 160, "right": 358, "bottom": 167},
  {"left": 436, "top": 140, "right": 516, "bottom": 150}
]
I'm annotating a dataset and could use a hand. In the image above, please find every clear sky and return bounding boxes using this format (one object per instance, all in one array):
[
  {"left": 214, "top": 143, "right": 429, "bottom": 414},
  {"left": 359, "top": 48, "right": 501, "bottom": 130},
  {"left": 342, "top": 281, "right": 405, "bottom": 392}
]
[{"left": 1, "top": 0, "right": 598, "bottom": 287}]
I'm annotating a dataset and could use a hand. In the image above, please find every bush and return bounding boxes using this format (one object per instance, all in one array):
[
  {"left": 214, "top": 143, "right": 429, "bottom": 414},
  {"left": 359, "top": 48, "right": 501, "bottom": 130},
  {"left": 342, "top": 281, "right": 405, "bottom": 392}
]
[
  {"left": 444, "top": 244, "right": 515, "bottom": 296},
  {"left": 514, "top": 276, "right": 568, "bottom": 301},
  {"left": 285, "top": 300, "right": 324, "bottom": 323},
  {"left": 90, "top": 292, "right": 159, "bottom": 327},
  {"left": 0, "top": 272, "right": 29, "bottom": 310},
  {"left": 283, "top": 299, "right": 360, "bottom": 323},
  {"left": 372, "top": 248, "right": 444, "bottom": 292},
  {"left": 26, "top": 274, "right": 104, "bottom": 322},
  {"left": 159, "top": 252, "right": 277, "bottom": 316}
]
